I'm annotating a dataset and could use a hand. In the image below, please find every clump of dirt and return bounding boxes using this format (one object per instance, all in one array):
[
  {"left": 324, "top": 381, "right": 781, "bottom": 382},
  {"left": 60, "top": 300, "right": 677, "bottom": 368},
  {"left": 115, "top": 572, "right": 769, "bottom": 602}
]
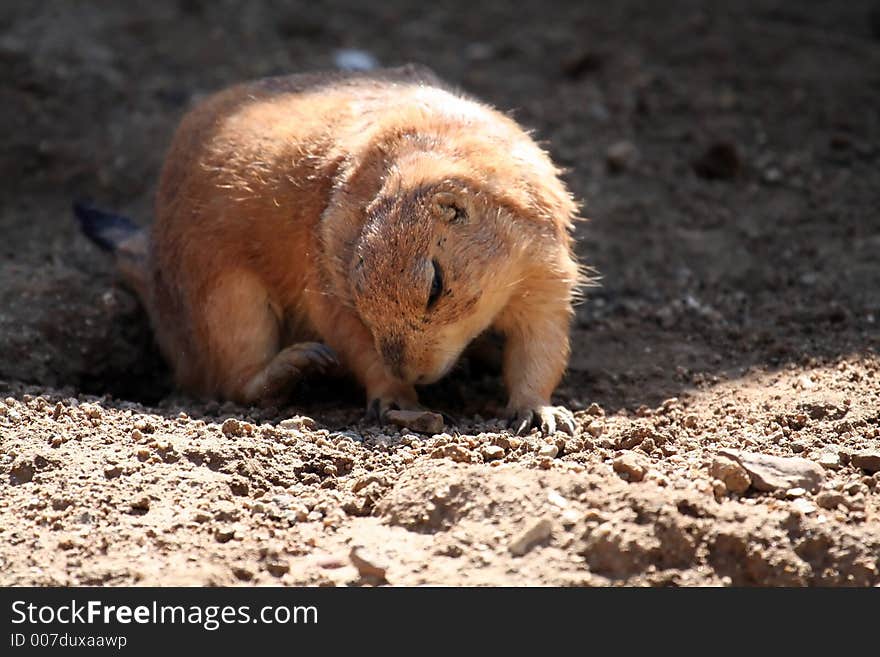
[{"left": 1, "top": 0, "right": 879, "bottom": 586}]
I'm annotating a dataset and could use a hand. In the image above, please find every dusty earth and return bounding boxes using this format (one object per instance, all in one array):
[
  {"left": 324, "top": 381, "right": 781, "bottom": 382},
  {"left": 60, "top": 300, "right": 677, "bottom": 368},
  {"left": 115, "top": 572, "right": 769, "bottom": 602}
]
[{"left": 1, "top": 0, "right": 879, "bottom": 586}]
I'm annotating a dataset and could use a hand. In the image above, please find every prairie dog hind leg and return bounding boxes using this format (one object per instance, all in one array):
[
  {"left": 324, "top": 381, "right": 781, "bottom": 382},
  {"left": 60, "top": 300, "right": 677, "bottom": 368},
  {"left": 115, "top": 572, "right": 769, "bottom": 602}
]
[{"left": 190, "top": 269, "right": 336, "bottom": 405}]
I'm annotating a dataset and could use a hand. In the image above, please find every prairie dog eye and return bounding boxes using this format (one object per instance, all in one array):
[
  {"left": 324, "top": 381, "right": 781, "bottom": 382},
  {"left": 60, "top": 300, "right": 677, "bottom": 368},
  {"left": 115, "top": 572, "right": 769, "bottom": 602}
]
[{"left": 427, "top": 259, "right": 443, "bottom": 310}]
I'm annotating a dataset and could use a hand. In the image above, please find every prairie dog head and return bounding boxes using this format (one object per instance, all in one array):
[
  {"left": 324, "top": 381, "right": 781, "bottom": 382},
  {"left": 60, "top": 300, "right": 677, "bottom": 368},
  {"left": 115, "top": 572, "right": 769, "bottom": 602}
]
[{"left": 350, "top": 185, "right": 511, "bottom": 385}]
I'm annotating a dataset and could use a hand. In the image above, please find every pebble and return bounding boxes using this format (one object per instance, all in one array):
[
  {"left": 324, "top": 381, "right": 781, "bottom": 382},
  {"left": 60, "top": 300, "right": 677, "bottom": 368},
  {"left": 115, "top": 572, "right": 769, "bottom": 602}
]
[
  {"left": 509, "top": 518, "right": 553, "bottom": 556},
  {"left": 538, "top": 443, "right": 559, "bottom": 458},
  {"left": 385, "top": 409, "right": 444, "bottom": 434},
  {"left": 816, "top": 490, "right": 846, "bottom": 510},
  {"left": 481, "top": 445, "right": 505, "bottom": 461},
  {"left": 718, "top": 448, "right": 824, "bottom": 492},
  {"left": 791, "top": 498, "right": 817, "bottom": 515},
  {"left": 430, "top": 444, "right": 472, "bottom": 463},
  {"left": 586, "top": 420, "right": 604, "bottom": 438},
  {"left": 547, "top": 490, "right": 568, "bottom": 508},
  {"left": 710, "top": 455, "right": 751, "bottom": 494},
  {"left": 215, "top": 526, "right": 238, "bottom": 543},
  {"left": 221, "top": 418, "right": 242, "bottom": 437},
  {"left": 279, "top": 416, "right": 315, "bottom": 430},
  {"left": 816, "top": 451, "right": 840, "bottom": 469},
  {"left": 851, "top": 450, "right": 880, "bottom": 473},
  {"left": 585, "top": 403, "right": 605, "bottom": 417},
  {"left": 797, "top": 375, "right": 816, "bottom": 390},
  {"left": 612, "top": 452, "right": 648, "bottom": 482},
  {"left": 103, "top": 465, "right": 122, "bottom": 479}
]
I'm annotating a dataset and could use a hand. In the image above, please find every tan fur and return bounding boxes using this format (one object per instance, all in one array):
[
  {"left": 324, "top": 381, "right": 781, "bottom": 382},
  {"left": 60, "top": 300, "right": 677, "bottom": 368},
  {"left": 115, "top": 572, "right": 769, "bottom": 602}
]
[{"left": 130, "top": 65, "right": 584, "bottom": 429}]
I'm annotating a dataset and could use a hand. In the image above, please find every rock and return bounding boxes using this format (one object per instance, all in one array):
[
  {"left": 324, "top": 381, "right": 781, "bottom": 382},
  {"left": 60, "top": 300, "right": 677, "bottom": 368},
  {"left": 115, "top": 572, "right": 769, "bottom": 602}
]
[
  {"left": 103, "top": 465, "right": 122, "bottom": 479},
  {"left": 221, "top": 418, "right": 241, "bottom": 437},
  {"left": 385, "top": 409, "right": 444, "bottom": 434},
  {"left": 538, "top": 443, "right": 559, "bottom": 458},
  {"left": 816, "top": 451, "right": 840, "bottom": 469},
  {"left": 816, "top": 490, "right": 846, "bottom": 510},
  {"left": 585, "top": 403, "right": 605, "bottom": 417},
  {"left": 349, "top": 546, "right": 387, "bottom": 580},
  {"left": 612, "top": 452, "right": 648, "bottom": 482},
  {"left": 586, "top": 420, "right": 604, "bottom": 438},
  {"left": 606, "top": 140, "right": 639, "bottom": 173},
  {"left": 718, "top": 448, "right": 824, "bottom": 492},
  {"left": 9, "top": 459, "right": 34, "bottom": 485},
  {"left": 791, "top": 498, "right": 817, "bottom": 515},
  {"left": 279, "top": 416, "right": 315, "bottom": 430},
  {"left": 796, "top": 375, "right": 816, "bottom": 390},
  {"left": 509, "top": 518, "right": 552, "bottom": 556},
  {"left": 265, "top": 559, "right": 290, "bottom": 577},
  {"left": 130, "top": 496, "right": 150, "bottom": 512},
  {"left": 710, "top": 455, "right": 751, "bottom": 494},
  {"left": 430, "top": 444, "right": 472, "bottom": 463},
  {"left": 481, "top": 445, "right": 505, "bottom": 461},
  {"left": 851, "top": 450, "right": 880, "bottom": 473},
  {"left": 692, "top": 141, "right": 742, "bottom": 180}
]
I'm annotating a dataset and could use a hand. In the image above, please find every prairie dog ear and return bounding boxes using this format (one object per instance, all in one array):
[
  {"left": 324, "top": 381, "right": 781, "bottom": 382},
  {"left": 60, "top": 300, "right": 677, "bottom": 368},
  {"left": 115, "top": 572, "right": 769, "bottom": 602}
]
[{"left": 432, "top": 191, "right": 468, "bottom": 224}]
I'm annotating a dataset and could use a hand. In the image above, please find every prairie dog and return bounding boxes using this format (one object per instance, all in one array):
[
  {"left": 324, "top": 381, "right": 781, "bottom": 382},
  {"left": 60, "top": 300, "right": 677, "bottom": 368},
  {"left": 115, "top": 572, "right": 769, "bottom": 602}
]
[{"left": 76, "top": 65, "right": 585, "bottom": 434}]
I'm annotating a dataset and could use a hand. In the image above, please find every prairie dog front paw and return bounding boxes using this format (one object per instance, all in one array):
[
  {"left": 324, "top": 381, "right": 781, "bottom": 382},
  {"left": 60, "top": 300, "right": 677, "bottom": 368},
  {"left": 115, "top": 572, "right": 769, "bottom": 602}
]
[{"left": 507, "top": 404, "right": 575, "bottom": 436}]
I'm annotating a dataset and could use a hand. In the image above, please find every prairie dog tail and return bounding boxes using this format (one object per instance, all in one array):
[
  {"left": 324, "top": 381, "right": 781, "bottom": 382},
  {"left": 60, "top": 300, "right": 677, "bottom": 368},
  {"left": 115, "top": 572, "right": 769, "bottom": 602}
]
[{"left": 73, "top": 201, "right": 150, "bottom": 303}]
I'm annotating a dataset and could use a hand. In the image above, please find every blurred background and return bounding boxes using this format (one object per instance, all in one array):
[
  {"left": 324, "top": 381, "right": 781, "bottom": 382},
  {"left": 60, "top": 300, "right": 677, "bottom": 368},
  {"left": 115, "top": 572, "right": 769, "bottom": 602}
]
[{"left": 1, "top": 0, "right": 878, "bottom": 410}]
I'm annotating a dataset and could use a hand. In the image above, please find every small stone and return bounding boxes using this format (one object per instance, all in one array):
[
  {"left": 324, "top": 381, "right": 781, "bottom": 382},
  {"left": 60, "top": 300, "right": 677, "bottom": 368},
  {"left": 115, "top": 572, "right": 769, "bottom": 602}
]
[
  {"left": 509, "top": 518, "right": 553, "bottom": 556},
  {"left": 215, "top": 527, "right": 237, "bottom": 543},
  {"left": 547, "top": 489, "right": 568, "bottom": 508},
  {"left": 10, "top": 459, "right": 35, "bottom": 485},
  {"left": 791, "top": 498, "right": 817, "bottom": 515},
  {"left": 710, "top": 455, "right": 751, "bottom": 494},
  {"left": 612, "top": 452, "right": 648, "bottom": 482},
  {"left": 103, "top": 465, "right": 122, "bottom": 479},
  {"left": 585, "top": 403, "right": 605, "bottom": 417},
  {"left": 349, "top": 546, "right": 387, "bottom": 580},
  {"left": 133, "top": 418, "right": 155, "bottom": 433},
  {"left": 719, "top": 448, "right": 824, "bottom": 492},
  {"left": 81, "top": 403, "right": 103, "bottom": 419},
  {"left": 538, "top": 443, "right": 559, "bottom": 458},
  {"left": 851, "top": 450, "right": 880, "bottom": 473},
  {"left": 481, "top": 445, "right": 505, "bottom": 461},
  {"left": 586, "top": 420, "right": 604, "bottom": 438},
  {"left": 131, "top": 428, "right": 145, "bottom": 442},
  {"left": 797, "top": 375, "right": 816, "bottom": 390},
  {"left": 385, "top": 409, "right": 444, "bottom": 434},
  {"left": 279, "top": 416, "right": 315, "bottom": 430},
  {"left": 265, "top": 559, "right": 290, "bottom": 577},
  {"left": 605, "top": 140, "right": 639, "bottom": 173},
  {"left": 786, "top": 487, "right": 806, "bottom": 498},
  {"left": 817, "top": 452, "right": 840, "bottom": 469},
  {"left": 816, "top": 490, "right": 846, "bottom": 510},
  {"left": 221, "top": 418, "right": 242, "bottom": 437},
  {"left": 130, "top": 496, "right": 150, "bottom": 512},
  {"left": 430, "top": 444, "right": 472, "bottom": 463},
  {"left": 51, "top": 402, "right": 65, "bottom": 420}
]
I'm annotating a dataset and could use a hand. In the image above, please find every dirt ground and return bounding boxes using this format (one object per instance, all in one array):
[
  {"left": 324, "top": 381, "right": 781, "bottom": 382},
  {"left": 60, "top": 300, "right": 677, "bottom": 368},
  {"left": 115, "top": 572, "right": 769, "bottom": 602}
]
[{"left": 1, "top": 0, "right": 879, "bottom": 586}]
